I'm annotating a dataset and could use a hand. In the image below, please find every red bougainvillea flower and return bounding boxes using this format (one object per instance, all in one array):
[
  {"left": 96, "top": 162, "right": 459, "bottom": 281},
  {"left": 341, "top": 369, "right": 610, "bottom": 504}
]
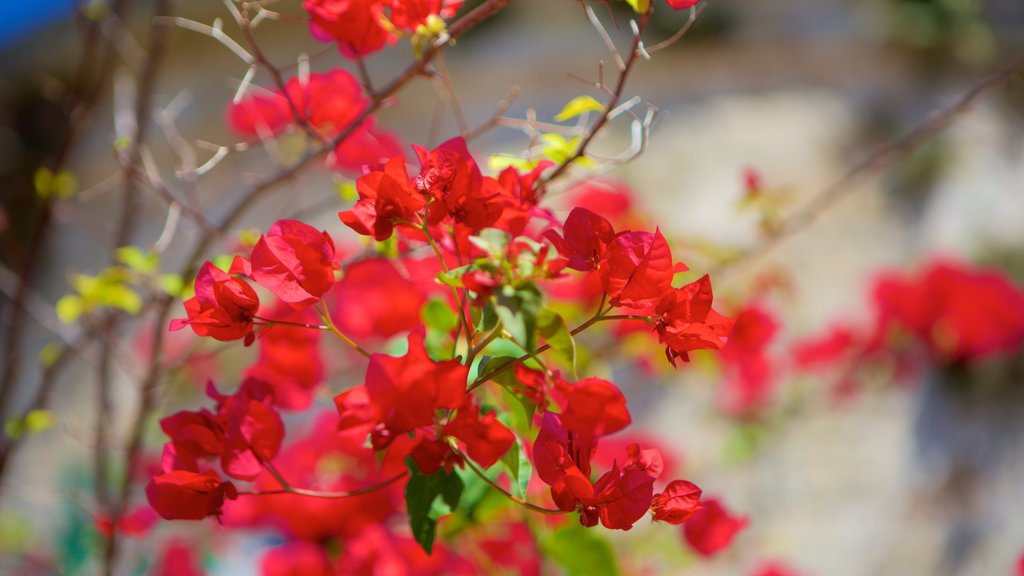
[
  {"left": 146, "top": 470, "right": 238, "bottom": 520},
  {"left": 600, "top": 229, "right": 675, "bottom": 308},
  {"left": 153, "top": 539, "right": 206, "bottom": 576},
  {"left": 340, "top": 156, "right": 427, "bottom": 241},
  {"left": 221, "top": 415, "right": 399, "bottom": 541},
  {"left": 244, "top": 305, "right": 324, "bottom": 410},
  {"left": 666, "top": 0, "right": 700, "bottom": 10},
  {"left": 304, "top": 0, "right": 463, "bottom": 58},
  {"left": 718, "top": 304, "right": 779, "bottom": 417},
  {"left": 443, "top": 402, "right": 515, "bottom": 468},
  {"left": 873, "top": 260, "right": 1024, "bottom": 361},
  {"left": 158, "top": 380, "right": 285, "bottom": 481},
  {"left": 534, "top": 413, "right": 661, "bottom": 530},
  {"left": 553, "top": 375, "right": 632, "bottom": 439},
  {"left": 545, "top": 207, "right": 616, "bottom": 272},
  {"left": 489, "top": 161, "right": 553, "bottom": 237},
  {"left": 169, "top": 261, "right": 258, "bottom": 345},
  {"left": 335, "top": 329, "right": 467, "bottom": 449},
  {"left": 683, "top": 497, "right": 749, "bottom": 556},
  {"left": 331, "top": 258, "right": 426, "bottom": 339},
  {"left": 228, "top": 69, "right": 402, "bottom": 172},
  {"left": 654, "top": 274, "right": 735, "bottom": 366},
  {"left": 248, "top": 220, "right": 338, "bottom": 309},
  {"left": 651, "top": 479, "right": 703, "bottom": 524},
  {"left": 94, "top": 505, "right": 158, "bottom": 538},
  {"left": 413, "top": 137, "right": 499, "bottom": 230}
]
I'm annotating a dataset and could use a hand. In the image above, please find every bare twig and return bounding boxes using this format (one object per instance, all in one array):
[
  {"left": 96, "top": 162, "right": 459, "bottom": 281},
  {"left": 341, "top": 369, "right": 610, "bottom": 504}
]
[{"left": 712, "top": 53, "right": 1024, "bottom": 277}]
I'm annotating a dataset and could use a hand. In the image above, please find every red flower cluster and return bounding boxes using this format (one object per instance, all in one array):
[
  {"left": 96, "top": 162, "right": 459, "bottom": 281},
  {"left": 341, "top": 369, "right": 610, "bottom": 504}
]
[
  {"left": 169, "top": 261, "right": 259, "bottom": 345},
  {"left": 304, "top": 0, "right": 464, "bottom": 57},
  {"left": 718, "top": 304, "right": 780, "bottom": 417},
  {"left": 147, "top": 380, "right": 284, "bottom": 519},
  {"left": 228, "top": 69, "right": 401, "bottom": 172},
  {"left": 683, "top": 496, "right": 749, "bottom": 556},
  {"left": 340, "top": 137, "right": 546, "bottom": 244},
  {"left": 334, "top": 329, "right": 514, "bottom": 473},
  {"left": 873, "top": 260, "right": 1024, "bottom": 361}
]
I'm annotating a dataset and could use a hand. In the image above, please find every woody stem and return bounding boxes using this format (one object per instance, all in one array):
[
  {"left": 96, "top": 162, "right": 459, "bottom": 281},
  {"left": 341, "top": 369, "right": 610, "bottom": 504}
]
[
  {"left": 254, "top": 316, "right": 328, "bottom": 330},
  {"left": 454, "top": 448, "right": 567, "bottom": 516},
  {"left": 316, "top": 302, "right": 371, "bottom": 358},
  {"left": 257, "top": 461, "right": 407, "bottom": 499}
]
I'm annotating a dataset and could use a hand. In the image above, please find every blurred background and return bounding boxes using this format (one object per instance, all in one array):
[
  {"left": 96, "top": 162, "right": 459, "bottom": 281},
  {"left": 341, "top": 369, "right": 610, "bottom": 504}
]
[{"left": 1, "top": 0, "right": 1023, "bottom": 574}]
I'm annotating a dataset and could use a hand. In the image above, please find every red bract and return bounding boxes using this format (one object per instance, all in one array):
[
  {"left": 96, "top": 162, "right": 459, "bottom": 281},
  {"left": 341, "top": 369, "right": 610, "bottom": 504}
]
[
  {"left": 95, "top": 505, "right": 157, "bottom": 538},
  {"left": 683, "top": 497, "right": 749, "bottom": 556},
  {"left": 146, "top": 470, "right": 238, "bottom": 520},
  {"left": 651, "top": 479, "right": 703, "bottom": 524},
  {"left": 340, "top": 156, "right": 426, "bottom": 241},
  {"left": 443, "top": 402, "right": 515, "bottom": 468},
  {"left": 245, "top": 306, "right": 324, "bottom": 410},
  {"left": 750, "top": 561, "right": 802, "bottom": 576},
  {"left": 545, "top": 207, "right": 615, "bottom": 272},
  {"left": 534, "top": 413, "right": 660, "bottom": 530},
  {"left": 413, "top": 137, "right": 498, "bottom": 229},
  {"left": 304, "top": 0, "right": 393, "bottom": 57},
  {"left": 169, "top": 261, "right": 258, "bottom": 345},
  {"left": 249, "top": 220, "right": 338, "bottom": 309},
  {"left": 654, "top": 274, "right": 735, "bottom": 366},
  {"left": 228, "top": 69, "right": 402, "bottom": 172},
  {"left": 332, "top": 259, "right": 426, "bottom": 339},
  {"left": 600, "top": 229, "right": 675, "bottom": 308},
  {"left": 159, "top": 380, "right": 285, "bottom": 481},
  {"left": 666, "top": 0, "right": 700, "bottom": 9},
  {"left": 153, "top": 539, "right": 206, "bottom": 576},
  {"left": 554, "top": 376, "right": 631, "bottom": 439},
  {"left": 490, "top": 162, "right": 553, "bottom": 236},
  {"left": 873, "top": 260, "right": 1024, "bottom": 361},
  {"left": 335, "top": 329, "right": 467, "bottom": 449},
  {"left": 719, "top": 304, "right": 779, "bottom": 417}
]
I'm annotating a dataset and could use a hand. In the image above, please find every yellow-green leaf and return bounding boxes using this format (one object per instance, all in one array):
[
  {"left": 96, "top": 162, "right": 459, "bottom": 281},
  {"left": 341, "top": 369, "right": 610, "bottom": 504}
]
[
  {"left": 116, "top": 246, "right": 159, "bottom": 274},
  {"left": 56, "top": 295, "right": 84, "bottom": 324},
  {"left": 555, "top": 95, "right": 605, "bottom": 122},
  {"left": 625, "top": 0, "right": 651, "bottom": 13}
]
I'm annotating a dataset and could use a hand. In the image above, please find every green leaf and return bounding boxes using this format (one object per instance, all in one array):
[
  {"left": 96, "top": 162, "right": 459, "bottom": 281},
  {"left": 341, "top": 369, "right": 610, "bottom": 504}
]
[
  {"left": 422, "top": 298, "right": 459, "bottom": 333},
  {"left": 537, "top": 309, "right": 577, "bottom": 377},
  {"left": 469, "top": 228, "right": 510, "bottom": 259},
  {"left": 437, "top": 264, "right": 472, "bottom": 288},
  {"left": 115, "top": 246, "right": 159, "bottom": 275},
  {"left": 97, "top": 283, "right": 142, "bottom": 315},
  {"left": 405, "top": 461, "right": 464, "bottom": 555},
  {"left": 487, "top": 154, "right": 538, "bottom": 172},
  {"left": 500, "top": 436, "right": 533, "bottom": 499},
  {"left": 5, "top": 410, "right": 55, "bottom": 440},
  {"left": 625, "top": 0, "right": 651, "bottom": 13},
  {"left": 541, "top": 523, "right": 621, "bottom": 576},
  {"left": 158, "top": 274, "right": 185, "bottom": 297},
  {"left": 555, "top": 95, "right": 605, "bottom": 122},
  {"left": 55, "top": 295, "right": 84, "bottom": 324}
]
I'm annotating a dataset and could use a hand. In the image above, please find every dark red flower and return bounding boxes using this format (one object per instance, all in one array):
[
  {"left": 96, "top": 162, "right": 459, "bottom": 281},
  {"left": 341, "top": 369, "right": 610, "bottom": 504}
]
[
  {"left": 654, "top": 274, "right": 735, "bottom": 365},
  {"left": 651, "top": 479, "right": 703, "bottom": 524},
  {"left": 146, "top": 470, "right": 238, "bottom": 520},
  {"left": 245, "top": 305, "right": 324, "bottom": 410},
  {"left": 683, "top": 497, "right": 749, "bottom": 556},
  {"left": 545, "top": 207, "right": 615, "bottom": 272},
  {"left": 153, "top": 539, "right": 206, "bottom": 576},
  {"left": 249, "top": 220, "right": 338, "bottom": 309},
  {"left": 169, "top": 261, "right": 258, "bottom": 344}
]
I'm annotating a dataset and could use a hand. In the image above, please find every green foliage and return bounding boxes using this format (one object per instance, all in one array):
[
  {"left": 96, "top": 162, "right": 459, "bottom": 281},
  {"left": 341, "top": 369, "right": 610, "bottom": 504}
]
[
  {"left": 537, "top": 308, "right": 577, "bottom": 376},
  {"left": 555, "top": 95, "right": 605, "bottom": 122},
  {"left": 541, "top": 523, "right": 622, "bottom": 576},
  {"left": 500, "top": 435, "right": 533, "bottom": 499},
  {"left": 539, "top": 133, "right": 596, "bottom": 169},
  {"left": 405, "top": 461, "right": 464, "bottom": 554}
]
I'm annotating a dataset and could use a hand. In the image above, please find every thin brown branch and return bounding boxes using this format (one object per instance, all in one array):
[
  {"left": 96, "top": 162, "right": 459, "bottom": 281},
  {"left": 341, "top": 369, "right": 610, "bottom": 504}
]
[
  {"left": 542, "top": 6, "right": 653, "bottom": 185},
  {"left": 711, "top": 53, "right": 1024, "bottom": 277}
]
